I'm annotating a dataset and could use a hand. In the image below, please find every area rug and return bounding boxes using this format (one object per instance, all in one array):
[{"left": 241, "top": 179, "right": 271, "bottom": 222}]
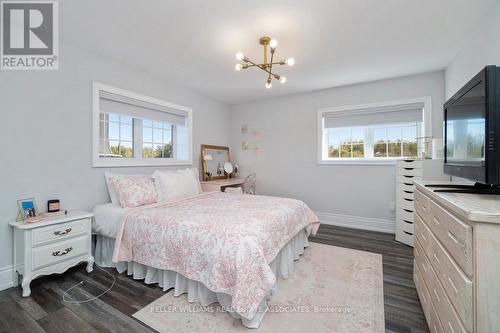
[{"left": 132, "top": 243, "right": 384, "bottom": 332}]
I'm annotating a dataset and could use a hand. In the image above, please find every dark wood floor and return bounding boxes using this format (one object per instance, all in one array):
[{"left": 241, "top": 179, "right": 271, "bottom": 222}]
[{"left": 0, "top": 225, "right": 428, "bottom": 333}]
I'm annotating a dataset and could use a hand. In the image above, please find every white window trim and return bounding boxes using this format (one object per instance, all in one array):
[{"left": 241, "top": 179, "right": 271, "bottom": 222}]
[
  {"left": 317, "top": 97, "right": 432, "bottom": 165},
  {"left": 92, "top": 82, "right": 193, "bottom": 167}
]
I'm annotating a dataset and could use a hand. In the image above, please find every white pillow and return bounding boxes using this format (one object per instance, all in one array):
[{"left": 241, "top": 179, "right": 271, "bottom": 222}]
[
  {"left": 153, "top": 168, "right": 201, "bottom": 201},
  {"left": 105, "top": 172, "right": 148, "bottom": 205}
]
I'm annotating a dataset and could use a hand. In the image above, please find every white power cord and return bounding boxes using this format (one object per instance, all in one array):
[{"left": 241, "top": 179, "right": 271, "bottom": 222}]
[{"left": 62, "top": 265, "right": 116, "bottom": 304}]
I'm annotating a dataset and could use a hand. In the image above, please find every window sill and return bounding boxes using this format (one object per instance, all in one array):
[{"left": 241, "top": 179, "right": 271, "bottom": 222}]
[
  {"left": 93, "top": 158, "right": 193, "bottom": 168},
  {"left": 318, "top": 159, "right": 398, "bottom": 166}
]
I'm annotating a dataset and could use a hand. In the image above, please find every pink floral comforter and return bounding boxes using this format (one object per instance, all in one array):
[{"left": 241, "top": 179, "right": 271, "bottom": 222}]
[{"left": 112, "top": 192, "right": 319, "bottom": 320}]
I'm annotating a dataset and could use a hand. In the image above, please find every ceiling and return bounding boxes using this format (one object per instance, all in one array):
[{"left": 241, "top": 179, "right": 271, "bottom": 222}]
[{"left": 62, "top": 0, "right": 497, "bottom": 105}]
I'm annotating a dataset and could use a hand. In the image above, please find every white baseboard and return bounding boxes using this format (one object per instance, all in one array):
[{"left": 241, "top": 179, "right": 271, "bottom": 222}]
[
  {"left": 0, "top": 266, "right": 14, "bottom": 291},
  {"left": 315, "top": 211, "right": 395, "bottom": 234}
]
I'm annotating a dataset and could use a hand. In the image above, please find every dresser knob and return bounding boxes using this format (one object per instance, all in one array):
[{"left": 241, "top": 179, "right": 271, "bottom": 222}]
[
  {"left": 52, "top": 247, "right": 73, "bottom": 256},
  {"left": 54, "top": 228, "right": 72, "bottom": 236}
]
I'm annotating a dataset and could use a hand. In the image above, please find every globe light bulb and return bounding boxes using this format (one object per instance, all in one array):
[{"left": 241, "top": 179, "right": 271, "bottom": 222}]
[
  {"left": 235, "top": 63, "right": 242, "bottom": 71},
  {"left": 236, "top": 52, "right": 244, "bottom": 61},
  {"left": 265, "top": 81, "right": 272, "bottom": 89},
  {"left": 280, "top": 76, "right": 287, "bottom": 83},
  {"left": 286, "top": 58, "right": 295, "bottom": 66},
  {"left": 269, "top": 39, "right": 278, "bottom": 49}
]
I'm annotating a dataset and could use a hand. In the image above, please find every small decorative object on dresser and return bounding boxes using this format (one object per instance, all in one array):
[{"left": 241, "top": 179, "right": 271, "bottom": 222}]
[
  {"left": 9, "top": 211, "right": 94, "bottom": 297},
  {"left": 395, "top": 159, "right": 449, "bottom": 246},
  {"left": 47, "top": 199, "right": 60, "bottom": 213},
  {"left": 17, "top": 197, "right": 37, "bottom": 221},
  {"left": 414, "top": 181, "right": 500, "bottom": 332}
]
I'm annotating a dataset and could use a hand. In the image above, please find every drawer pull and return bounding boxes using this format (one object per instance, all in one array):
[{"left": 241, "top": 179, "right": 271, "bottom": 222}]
[
  {"left": 404, "top": 167, "right": 415, "bottom": 170},
  {"left": 433, "top": 288, "right": 441, "bottom": 302},
  {"left": 52, "top": 247, "right": 73, "bottom": 257},
  {"left": 404, "top": 198, "right": 413, "bottom": 202},
  {"left": 403, "top": 231, "right": 413, "bottom": 235},
  {"left": 403, "top": 182, "right": 413, "bottom": 186},
  {"left": 433, "top": 252, "right": 441, "bottom": 264},
  {"left": 403, "top": 190, "right": 414, "bottom": 194},
  {"left": 403, "top": 209, "right": 413, "bottom": 213},
  {"left": 447, "top": 231, "right": 460, "bottom": 245},
  {"left": 403, "top": 175, "right": 414, "bottom": 178},
  {"left": 448, "top": 276, "right": 459, "bottom": 294},
  {"left": 54, "top": 228, "right": 72, "bottom": 236},
  {"left": 403, "top": 220, "right": 414, "bottom": 224}
]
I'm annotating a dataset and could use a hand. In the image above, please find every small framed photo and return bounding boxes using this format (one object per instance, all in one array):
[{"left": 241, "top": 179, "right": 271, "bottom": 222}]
[{"left": 17, "top": 198, "right": 37, "bottom": 221}]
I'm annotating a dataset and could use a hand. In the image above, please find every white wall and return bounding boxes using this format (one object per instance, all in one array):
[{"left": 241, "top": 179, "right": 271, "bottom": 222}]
[
  {"left": 445, "top": 1, "right": 500, "bottom": 98},
  {"left": 229, "top": 71, "right": 445, "bottom": 232},
  {"left": 0, "top": 42, "right": 230, "bottom": 288}
]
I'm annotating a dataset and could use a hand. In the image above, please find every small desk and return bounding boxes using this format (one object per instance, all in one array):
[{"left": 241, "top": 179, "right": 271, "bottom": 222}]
[{"left": 201, "top": 178, "right": 244, "bottom": 192}]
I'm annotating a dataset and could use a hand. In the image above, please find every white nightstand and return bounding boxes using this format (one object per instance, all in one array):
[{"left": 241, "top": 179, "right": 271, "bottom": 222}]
[{"left": 9, "top": 210, "right": 94, "bottom": 297}]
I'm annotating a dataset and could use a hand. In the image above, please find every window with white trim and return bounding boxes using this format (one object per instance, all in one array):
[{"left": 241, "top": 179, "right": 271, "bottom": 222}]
[
  {"left": 93, "top": 82, "right": 193, "bottom": 167},
  {"left": 318, "top": 99, "right": 430, "bottom": 163}
]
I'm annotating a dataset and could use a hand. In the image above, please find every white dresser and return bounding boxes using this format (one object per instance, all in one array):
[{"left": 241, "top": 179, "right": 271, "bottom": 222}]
[
  {"left": 9, "top": 211, "right": 94, "bottom": 297},
  {"left": 396, "top": 159, "right": 448, "bottom": 246},
  {"left": 413, "top": 181, "right": 500, "bottom": 333}
]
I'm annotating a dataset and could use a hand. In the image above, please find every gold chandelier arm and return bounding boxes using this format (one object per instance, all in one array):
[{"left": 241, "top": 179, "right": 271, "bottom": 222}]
[
  {"left": 267, "top": 50, "right": 275, "bottom": 82},
  {"left": 243, "top": 57, "right": 280, "bottom": 79}
]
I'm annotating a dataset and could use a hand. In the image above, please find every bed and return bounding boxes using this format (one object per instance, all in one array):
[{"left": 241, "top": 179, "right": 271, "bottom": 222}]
[{"left": 92, "top": 191, "right": 319, "bottom": 328}]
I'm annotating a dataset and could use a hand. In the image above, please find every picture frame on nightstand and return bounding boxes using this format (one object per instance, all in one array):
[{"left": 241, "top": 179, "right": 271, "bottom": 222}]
[{"left": 17, "top": 197, "right": 37, "bottom": 221}]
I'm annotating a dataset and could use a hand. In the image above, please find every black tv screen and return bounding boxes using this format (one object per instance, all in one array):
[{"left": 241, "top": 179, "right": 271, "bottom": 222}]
[{"left": 444, "top": 66, "right": 500, "bottom": 185}]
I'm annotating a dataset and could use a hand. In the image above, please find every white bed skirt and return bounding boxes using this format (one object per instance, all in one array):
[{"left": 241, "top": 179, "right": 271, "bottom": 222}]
[{"left": 93, "top": 229, "right": 309, "bottom": 328}]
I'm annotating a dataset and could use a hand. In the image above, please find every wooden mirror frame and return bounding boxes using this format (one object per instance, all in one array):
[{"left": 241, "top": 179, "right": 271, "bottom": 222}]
[{"left": 200, "top": 144, "right": 231, "bottom": 181}]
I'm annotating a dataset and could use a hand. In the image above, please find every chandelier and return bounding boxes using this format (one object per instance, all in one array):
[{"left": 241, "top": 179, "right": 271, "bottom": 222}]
[{"left": 235, "top": 36, "right": 295, "bottom": 89}]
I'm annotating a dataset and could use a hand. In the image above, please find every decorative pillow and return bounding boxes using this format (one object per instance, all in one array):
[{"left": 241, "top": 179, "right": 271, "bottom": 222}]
[
  {"left": 110, "top": 176, "right": 158, "bottom": 208},
  {"left": 104, "top": 172, "right": 148, "bottom": 205},
  {"left": 153, "top": 168, "right": 201, "bottom": 202}
]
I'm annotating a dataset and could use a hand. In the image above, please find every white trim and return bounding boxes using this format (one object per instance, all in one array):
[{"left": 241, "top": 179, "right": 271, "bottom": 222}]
[
  {"left": 0, "top": 266, "right": 14, "bottom": 291},
  {"left": 92, "top": 82, "right": 193, "bottom": 168},
  {"left": 315, "top": 211, "right": 395, "bottom": 234},
  {"left": 317, "top": 96, "right": 432, "bottom": 165}
]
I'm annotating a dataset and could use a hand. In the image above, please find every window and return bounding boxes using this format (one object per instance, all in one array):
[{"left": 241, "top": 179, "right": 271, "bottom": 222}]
[
  {"left": 93, "top": 82, "right": 193, "bottom": 167},
  {"left": 318, "top": 98, "right": 431, "bottom": 164}
]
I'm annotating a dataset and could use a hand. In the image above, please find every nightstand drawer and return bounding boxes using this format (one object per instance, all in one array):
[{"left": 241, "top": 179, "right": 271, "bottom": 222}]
[
  {"left": 32, "top": 218, "right": 90, "bottom": 247},
  {"left": 397, "top": 159, "right": 424, "bottom": 169},
  {"left": 32, "top": 235, "right": 90, "bottom": 270}
]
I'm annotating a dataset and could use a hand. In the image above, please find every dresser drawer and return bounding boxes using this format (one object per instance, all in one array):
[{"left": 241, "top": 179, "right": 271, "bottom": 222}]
[
  {"left": 415, "top": 190, "right": 432, "bottom": 225},
  {"left": 397, "top": 159, "right": 424, "bottom": 169},
  {"left": 398, "top": 181, "right": 415, "bottom": 195},
  {"left": 32, "top": 235, "right": 90, "bottom": 270},
  {"left": 398, "top": 219, "right": 414, "bottom": 233},
  {"left": 429, "top": 233, "right": 473, "bottom": 332},
  {"left": 397, "top": 167, "right": 423, "bottom": 177},
  {"left": 32, "top": 218, "right": 90, "bottom": 247},
  {"left": 427, "top": 262, "right": 468, "bottom": 333},
  {"left": 429, "top": 301, "right": 445, "bottom": 333},
  {"left": 414, "top": 213, "right": 431, "bottom": 254},
  {"left": 414, "top": 262, "right": 431, "bottom": 322},
  {"left": 414, "top": 238, "right": 433, "bottom": 284},
  {"left": 396, "top": 229, "right": 414, "bottom": 247},
  {"left": 398, "top": 197, "right": 415, "bottom": 211},
  {"left": 429, "top": 200, "right": 473, "bottom": 277},
  {"left": 399, "top": 208, "right": 415, "bottom": 223},
  {"left": 397, "top": 174, "right": 422, "bottom": 184}
]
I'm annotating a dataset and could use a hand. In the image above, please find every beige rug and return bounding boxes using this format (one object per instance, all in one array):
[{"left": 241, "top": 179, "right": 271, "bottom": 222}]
[{"left": 133, "top": 243, "right": 384, "bottom": 332}]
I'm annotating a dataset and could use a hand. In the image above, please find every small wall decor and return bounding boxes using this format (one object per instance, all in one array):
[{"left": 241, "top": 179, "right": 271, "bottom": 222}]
[
  {"left": 241, "top": 125, "right": 248, "bottom": 135},
  {"left": 241, "top": 141, "right": 249, "bottom": 150},
  {"left": 47, "top": 199, "right": 60, "bottom": 213},
  {"left": 252, "top": 130, "right": 261, "bottom": 141},
  {"left": 17, "top": 197, "right": 37, "bottom": 221}
]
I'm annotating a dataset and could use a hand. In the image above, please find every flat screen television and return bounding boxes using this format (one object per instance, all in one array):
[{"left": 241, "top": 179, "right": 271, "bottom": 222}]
[{"left": 443, "top": 66, "right": 500, "bottom": 191}]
